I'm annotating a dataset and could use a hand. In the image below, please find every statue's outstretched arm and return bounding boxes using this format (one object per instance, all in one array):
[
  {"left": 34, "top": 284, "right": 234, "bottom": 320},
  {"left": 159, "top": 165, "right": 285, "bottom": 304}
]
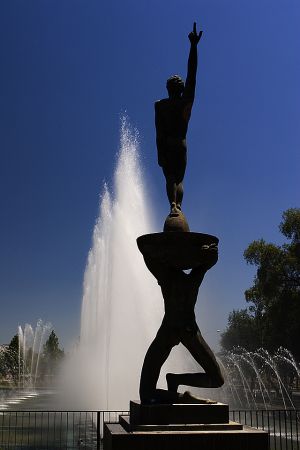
[
  {"left": 183, "top": 22, "right": 203, "bottom": 102},
  {"left": 190, "top": 244, "right": 218, "bottom": 285}
]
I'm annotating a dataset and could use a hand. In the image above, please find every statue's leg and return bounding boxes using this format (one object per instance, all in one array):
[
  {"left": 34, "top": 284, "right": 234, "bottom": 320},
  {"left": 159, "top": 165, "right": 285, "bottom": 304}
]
[
  {"left": 139, "top": 322, "right": 179, "bottom": 403},
  {"left": 162, "top": 166, "right": 177, "bottom": 210},
  {"left": 167, "top": 326, "right": 224, "bottom": 392},
  {"left": 166, "top": 181, "right": 177, "bottom": 210},
  {"left": 166, "top": 179, "right": 177, "bottom": 210},
  {"left": 174, "top": 151, "right": 186, "bottom": 210},
  {"left": 176, "top": 182, "right": 184, "bottom": 209}
]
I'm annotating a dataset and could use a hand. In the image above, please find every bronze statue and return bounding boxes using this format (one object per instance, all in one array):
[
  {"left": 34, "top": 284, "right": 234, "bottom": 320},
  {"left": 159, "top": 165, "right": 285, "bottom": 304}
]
[
  {"left": 155, "top": 23, "right": 202, "bottom": 214},
  {"left": 137, "top": 23, "right": 223, "bottom": 406},
  {"left": 139, "top": 244, "right": 224, "bottom": 405}
]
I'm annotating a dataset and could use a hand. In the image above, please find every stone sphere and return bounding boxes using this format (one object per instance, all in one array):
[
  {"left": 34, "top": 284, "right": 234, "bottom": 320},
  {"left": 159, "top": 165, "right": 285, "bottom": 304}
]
[{"left": 163, "top": 210, "right": 190, "bottom": 232}]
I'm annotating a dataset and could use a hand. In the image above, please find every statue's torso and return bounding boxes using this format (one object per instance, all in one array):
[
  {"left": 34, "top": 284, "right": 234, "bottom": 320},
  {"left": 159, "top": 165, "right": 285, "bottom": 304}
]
[
  {"left": 155, "top": 98, "right": 192, "bottom": 141},
  {"left": 159, "top": 271, "right": 199, "bottom": 326}
]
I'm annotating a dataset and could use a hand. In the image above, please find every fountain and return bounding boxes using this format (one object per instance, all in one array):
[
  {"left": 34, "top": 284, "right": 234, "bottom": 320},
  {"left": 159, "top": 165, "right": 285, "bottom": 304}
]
[
  {"left": 220, "top": 347, "right": 300, "bottom": 410},
  {"left": 0, "top": 320, "right": 51, "bottom": 411},
  {"left": 76, "top": 116, "right": 188, "bottom": 411},
  {"left": 18, "top": 319, "right": 52, "bottom": 389}
]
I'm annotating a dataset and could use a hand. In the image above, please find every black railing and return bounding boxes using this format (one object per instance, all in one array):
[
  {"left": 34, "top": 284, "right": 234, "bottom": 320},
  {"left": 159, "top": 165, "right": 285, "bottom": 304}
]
[
  {"left": 0, "top": 410, "right": 127, "bottom": 449},
  {"left": 230, "top": 410, "right": 300, "bottom": 450},
  {"left": 0, "top": 409, "right": 299, "bottom": 449}
]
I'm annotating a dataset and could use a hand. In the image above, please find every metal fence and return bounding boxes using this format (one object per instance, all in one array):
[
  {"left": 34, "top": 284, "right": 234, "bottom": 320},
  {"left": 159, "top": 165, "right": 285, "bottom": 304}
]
[
  {"left": 0, "top": 410, "right": 127, "bottom": 449},
  {"left": 230, "top": 410, "right": 300, "bottom": 450},
  {"left": 0, "top": 409, "right": 299, "bottom": 449}
]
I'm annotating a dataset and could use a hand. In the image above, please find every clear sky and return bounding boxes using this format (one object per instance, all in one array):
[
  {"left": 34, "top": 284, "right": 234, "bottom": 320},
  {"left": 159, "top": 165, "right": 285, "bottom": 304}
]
[{"left": 0, "top": 0, "right": 299, "bottom": 351}]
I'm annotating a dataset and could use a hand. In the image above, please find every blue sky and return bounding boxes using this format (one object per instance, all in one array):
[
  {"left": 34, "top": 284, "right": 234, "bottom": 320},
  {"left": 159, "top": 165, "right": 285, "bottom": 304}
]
[{"left": 0, "top": 0, "right": 299, "bottom": 350}]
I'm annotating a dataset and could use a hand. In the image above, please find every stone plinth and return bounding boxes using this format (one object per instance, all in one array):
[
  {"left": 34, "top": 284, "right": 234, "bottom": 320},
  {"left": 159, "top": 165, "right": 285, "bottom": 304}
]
[
  {"left": 103, "top": 401, "right": 269, "bottom": 450},
  {"left": 129, "top": 400, "right": 229, "bottom": 427}
]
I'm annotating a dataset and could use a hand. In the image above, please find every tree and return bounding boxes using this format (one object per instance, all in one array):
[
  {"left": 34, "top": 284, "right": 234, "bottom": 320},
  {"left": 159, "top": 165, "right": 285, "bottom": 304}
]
[
  {"left": 2, "top": 334, "right": 21, "bottom": 383},
  {"left": 221, "top": 209, "right": 300, "bottom": 357},
  {"left": 220, "top": 309, "right": 260, "bottom": 351},
  {"left": 0, "top": 346, "right": 7, "bottom": 378},
  {"left": 42, "top": 330, "right": 64, "bottom": 379},
  {"left": 279, "top": 208, "right": 300, "bottom": 243}
]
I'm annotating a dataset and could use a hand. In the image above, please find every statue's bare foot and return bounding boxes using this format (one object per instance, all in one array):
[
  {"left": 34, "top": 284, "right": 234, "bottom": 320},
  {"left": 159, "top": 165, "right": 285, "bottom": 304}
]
[
  {"left": 170, "top": 202, "right": 182, "bottom": 217},
  {"left": 170, "top": 202, "right": 177, "bottom": 214},
  {"left": 166, "top": 373, "right": 178, "bottom": 392},
  {"left": 181, "top": 391, "right": 217, "bottom": 404}
]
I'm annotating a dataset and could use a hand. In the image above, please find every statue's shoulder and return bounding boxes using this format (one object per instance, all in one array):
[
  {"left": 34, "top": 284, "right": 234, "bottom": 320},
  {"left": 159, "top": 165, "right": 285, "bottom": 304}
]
[
  {"left": 155, "top": 98, "right": 169, "bottom": 110},
  {"left": 155, "top": 98, "right": 169, "bottom": 104}
]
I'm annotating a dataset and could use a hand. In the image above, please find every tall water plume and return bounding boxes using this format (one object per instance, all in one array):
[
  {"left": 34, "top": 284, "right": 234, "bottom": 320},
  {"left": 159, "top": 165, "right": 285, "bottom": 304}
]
[{"left": 78, "top": 117, "right": 166, "bottom": 410}]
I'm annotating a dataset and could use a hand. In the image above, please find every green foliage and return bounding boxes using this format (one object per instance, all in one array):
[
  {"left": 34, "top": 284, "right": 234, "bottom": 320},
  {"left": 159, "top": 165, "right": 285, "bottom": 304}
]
[
  {"left": 42, "top": 330, "right": 64, "bottom": 378},
  {"left": 279, "top": 208, "right": 300, "bottom": 242},
  {"left": 8, "top": 335, "right": 19, "bottom": 353},
  {"left": 0, "top": 330, "right": 65, "bottom": 385},
  {"left": 0, "top": 348, "right": 6, "bottom": 378},
  {"left": 43, "top": 331, "right": 63, "bottom": 359},
  {"left": 221, "top": 208, "right": 300, "bottom": 357},
  {"left": 2, "top": 335, "right": 21, "bottom": 382},
  {"left": 220, "top": 309, "right": 260, "bottom": 351}
]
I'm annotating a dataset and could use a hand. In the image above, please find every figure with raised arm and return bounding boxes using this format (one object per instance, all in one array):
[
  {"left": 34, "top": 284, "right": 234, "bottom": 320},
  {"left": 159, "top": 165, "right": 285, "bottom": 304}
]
[{"left": 155, "top": 23, "right": 202, "bottom": 214}]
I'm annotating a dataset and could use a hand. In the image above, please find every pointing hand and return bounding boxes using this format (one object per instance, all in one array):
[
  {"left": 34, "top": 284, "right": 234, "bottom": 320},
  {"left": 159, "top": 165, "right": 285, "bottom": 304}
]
[{"left": 188, "top": 22, "right": 203, "bottom": 45}]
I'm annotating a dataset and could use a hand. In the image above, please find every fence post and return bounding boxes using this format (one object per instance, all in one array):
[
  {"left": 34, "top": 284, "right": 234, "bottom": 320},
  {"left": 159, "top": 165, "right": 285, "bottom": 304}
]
[{"left": 97, "top": 411, "right": 101, "bottom": 450}]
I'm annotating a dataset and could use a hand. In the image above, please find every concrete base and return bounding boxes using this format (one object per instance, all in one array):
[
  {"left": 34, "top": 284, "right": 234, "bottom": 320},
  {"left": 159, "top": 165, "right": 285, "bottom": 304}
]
[
  {"left": 103, "top": 401, "right": 269, "bottom": 450},
  {"left": 129, "top": 400, "right": 229, "bottom": 426}
]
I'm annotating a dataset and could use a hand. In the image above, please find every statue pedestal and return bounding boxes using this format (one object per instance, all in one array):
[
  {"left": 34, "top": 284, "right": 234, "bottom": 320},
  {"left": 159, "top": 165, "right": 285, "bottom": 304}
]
[
  {"left": 103, "top": 401, "right": 269, "bottom": 450},
  {"left": 137, "top": 232, "right": 218, "bottom": 269}
]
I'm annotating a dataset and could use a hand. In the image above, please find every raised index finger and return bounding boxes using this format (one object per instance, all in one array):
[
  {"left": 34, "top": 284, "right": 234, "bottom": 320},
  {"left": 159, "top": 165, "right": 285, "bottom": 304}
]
[{"left": 193, "top": 22, "right": 197, "bottom": 34}]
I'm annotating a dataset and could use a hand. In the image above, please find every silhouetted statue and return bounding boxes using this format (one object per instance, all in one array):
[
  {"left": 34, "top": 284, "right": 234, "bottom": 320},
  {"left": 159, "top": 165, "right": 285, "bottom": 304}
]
[
  {"left": 139, "top": 244, "right": 224, "bottom": 405},
  {"left": 155, "top": 23, "right": 202, "bottom": 214}
]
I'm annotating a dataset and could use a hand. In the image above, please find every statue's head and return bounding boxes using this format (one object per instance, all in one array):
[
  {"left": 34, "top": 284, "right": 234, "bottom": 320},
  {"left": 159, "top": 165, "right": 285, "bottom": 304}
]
[{"left": 166, "top": 75, "right": 184, "bottom": 97}]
